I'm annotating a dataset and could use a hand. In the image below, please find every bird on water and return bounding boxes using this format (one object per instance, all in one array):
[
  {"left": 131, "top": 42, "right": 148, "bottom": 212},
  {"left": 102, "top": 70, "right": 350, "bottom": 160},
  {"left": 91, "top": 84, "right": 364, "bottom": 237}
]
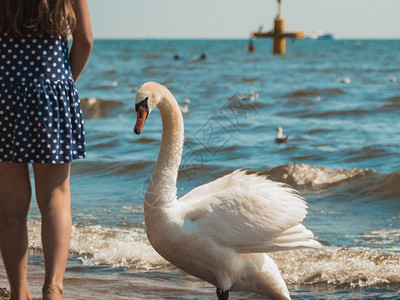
[
  {"left": 275, "top": 126, "right": 290, "bottom": 144},
  {"left": 133, "top": 82, "right": 321, "bottom": 300}
]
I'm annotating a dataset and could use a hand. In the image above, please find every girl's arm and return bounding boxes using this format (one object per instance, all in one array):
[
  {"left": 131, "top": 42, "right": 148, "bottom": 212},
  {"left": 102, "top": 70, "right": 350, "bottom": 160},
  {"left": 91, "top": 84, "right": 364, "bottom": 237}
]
[{"left": 69, "top": 0, "right": 93, "bottom": 82}]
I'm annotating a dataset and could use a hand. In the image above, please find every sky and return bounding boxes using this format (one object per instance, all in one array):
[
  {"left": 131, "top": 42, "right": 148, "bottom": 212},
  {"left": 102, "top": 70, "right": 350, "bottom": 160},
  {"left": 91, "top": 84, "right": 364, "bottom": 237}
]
[{"left": 88, "top": 0, "right": 400, "bottom": 39}]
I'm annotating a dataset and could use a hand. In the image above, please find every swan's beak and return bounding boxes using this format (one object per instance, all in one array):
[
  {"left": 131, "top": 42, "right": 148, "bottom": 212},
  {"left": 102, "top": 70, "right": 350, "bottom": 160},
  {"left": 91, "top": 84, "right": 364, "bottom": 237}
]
[{"left": 134, "top": 106, "right": 148, "bottom": 135}]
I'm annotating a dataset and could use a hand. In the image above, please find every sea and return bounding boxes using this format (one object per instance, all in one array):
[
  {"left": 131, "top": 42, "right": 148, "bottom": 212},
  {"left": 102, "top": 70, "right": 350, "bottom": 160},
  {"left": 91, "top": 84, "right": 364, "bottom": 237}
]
[{"left": 1, "top": 39, "right": 399, "bottom": 299}]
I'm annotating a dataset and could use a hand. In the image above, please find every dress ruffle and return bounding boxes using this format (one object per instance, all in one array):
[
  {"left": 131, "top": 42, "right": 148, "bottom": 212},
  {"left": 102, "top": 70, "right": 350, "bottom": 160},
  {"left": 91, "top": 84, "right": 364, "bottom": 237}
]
[{"left": 0, "top": 79, "right": 86, "bottom": 163}]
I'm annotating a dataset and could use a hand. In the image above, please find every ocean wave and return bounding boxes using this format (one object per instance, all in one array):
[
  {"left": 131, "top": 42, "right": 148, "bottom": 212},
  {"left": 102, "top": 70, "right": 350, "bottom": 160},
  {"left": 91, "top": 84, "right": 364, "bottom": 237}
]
[
  {"left": 299, "top": 108, "right": 371, "bottom": 119},
  {"left": 70, "top": 225, "right": 165, "bottom": 270},
  {"left": 284, "top": 88, "right": 345, "bottom": 99},
  {"left": 143, "top": 54, "right": 161, "bottom": 59},
  {"left": 239, "top": 77, "right": 259, "bottom": 83},
  {"left": 260, "top": 163, "right": 400, "bottom": 200},
  {"left": 281, "top": 88, "right": 346, "bottom": 107},
  {"left": 135, "top": 137, "right": 160, "bottom": 144},
  {"left": 90, "top": 81, "right": 119, "bottom": 90},
  {"left": 27, "top": 220, "right": 400, "bottom": 289},
  {"left": 382, "top": 103, "right": 400, "bottom": 110},
  {"left": 271, "top": 246, "right": 400, "bottom": 289},
  {"left": 356, "top": 171, "right": 400, "bottom": 200},
  {"left": 72, "top": 160, "right": 154, "bottom": 176},
  {"left": 344, "top": 146, "right": 390, "bottom": 162},
  {"left": 306, "top": 128, "right": 338, "bottom": 135},
  {"left": 385, "top": 95, "right": 400, "bottom": 103},
  {"left": 350, "top": 229, "right": 400, "bottom": 248},
  {"left": 264, "top": 163, "right": 371, "bottom": 187},
  {"left": 28, "top": 220, "right": 165, "bottom": 270},
  {"left": 81, "top": 97, "right": 124, "bottom": 119}
]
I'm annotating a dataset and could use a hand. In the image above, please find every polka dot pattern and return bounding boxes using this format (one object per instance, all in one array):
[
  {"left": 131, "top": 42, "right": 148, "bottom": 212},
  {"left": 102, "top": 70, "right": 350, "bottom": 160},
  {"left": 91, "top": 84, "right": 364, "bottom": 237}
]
[{"left": 0, "top": 34, "right": 85, "bottom": 163}]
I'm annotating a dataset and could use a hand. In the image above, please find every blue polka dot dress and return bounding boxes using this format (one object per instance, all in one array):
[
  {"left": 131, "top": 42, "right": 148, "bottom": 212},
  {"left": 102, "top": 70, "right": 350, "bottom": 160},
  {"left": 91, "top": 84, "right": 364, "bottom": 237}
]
[{"left": 0, "top": 33, "right": 86, "bottom": 163}]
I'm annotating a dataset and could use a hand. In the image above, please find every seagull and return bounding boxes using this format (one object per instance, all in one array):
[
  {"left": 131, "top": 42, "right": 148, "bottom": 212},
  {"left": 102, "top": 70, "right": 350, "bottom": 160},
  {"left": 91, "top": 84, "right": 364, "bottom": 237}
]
[
  {"left": 338, "top": 77, "right": 350, "bottom": 84},
  {"left": 179, "top": 104, "right": 189, "bottom": 114},
  {"left": 275, "top": 126, "right": 290, "bottom": 144}
]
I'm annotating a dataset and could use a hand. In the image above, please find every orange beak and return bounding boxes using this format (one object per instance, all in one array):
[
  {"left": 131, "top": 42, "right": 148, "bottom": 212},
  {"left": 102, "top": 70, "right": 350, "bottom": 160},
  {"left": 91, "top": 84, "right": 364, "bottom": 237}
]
[{"left": 134, "top": 106, "right": 148, "bottom": 135}]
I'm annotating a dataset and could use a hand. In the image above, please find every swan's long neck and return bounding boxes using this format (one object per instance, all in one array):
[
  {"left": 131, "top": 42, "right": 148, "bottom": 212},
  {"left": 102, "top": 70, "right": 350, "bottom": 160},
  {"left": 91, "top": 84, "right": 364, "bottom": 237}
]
[{"left": 145, "top": 88, "right": 184, "bottom": 208}]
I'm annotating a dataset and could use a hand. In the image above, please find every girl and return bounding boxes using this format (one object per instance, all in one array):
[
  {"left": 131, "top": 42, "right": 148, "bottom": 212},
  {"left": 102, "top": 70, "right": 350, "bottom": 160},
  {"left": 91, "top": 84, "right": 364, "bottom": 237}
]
[{"left": 0, "top": 1, "right": 92, "bottom": 299}]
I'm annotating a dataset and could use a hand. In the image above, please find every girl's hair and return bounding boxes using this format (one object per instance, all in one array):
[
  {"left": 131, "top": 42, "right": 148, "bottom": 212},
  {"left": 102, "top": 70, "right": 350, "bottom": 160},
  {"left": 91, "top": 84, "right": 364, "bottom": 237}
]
[{"left": 0, "top": 0, "right": 76, "bottom": 37}]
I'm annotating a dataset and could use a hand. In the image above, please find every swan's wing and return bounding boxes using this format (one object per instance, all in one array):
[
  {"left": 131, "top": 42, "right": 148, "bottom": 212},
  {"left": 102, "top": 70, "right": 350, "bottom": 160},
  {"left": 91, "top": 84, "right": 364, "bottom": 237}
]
[
  {"left": 178, "top": 170, "right": 321, "bottom": 253},
  {"left": 178, "top": 169, "right": 244, "bottom": 205}
]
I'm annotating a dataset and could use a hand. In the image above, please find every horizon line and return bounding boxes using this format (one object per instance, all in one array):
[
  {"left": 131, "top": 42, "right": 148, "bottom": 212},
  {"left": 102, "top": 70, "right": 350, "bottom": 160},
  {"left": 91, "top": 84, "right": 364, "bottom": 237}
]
[{"left": 91, "top": 36, "right": 400, "bottom": 41}]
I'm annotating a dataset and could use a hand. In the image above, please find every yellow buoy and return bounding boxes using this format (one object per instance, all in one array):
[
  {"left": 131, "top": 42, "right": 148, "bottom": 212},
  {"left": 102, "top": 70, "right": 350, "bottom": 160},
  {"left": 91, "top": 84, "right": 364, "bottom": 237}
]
[
  {"left": 273, "top": 18, "right": 285, "bottom": 55},
  {"left": 250, "top": 0, "right": 304, "bottom": 55}
]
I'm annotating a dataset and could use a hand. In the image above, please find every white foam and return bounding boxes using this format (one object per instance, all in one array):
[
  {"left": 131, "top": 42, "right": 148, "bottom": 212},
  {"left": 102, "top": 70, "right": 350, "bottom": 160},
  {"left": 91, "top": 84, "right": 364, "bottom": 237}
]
[
  {"left": 27, "top": 221, "right": 400, "bottom": 288},
  {"left": 271, "top": 246, "right": 400, "bottom": 288},
  {"left": 28, "top": 220, "right": 166, "bottom": 270}
]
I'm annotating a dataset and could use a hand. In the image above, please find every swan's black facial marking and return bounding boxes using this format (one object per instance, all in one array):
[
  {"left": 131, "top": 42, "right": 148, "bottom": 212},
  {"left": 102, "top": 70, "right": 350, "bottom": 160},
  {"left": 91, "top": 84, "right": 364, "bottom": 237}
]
[
  {"left": 134, "top": 97, "right": 149, "bottom": 135},
  {"left": 135, "top": 97, "right": 149, "bottom": 113}
]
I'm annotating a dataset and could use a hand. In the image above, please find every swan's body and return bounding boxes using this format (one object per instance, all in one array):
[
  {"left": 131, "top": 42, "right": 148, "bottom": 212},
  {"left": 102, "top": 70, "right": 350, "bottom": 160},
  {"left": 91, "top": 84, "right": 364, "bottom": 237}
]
[
  {"left": 275, "top": 126, "right": 290, "bottom": 144},
  {"left": 134, "top": 82, "right": 321, "bottom": 300}
]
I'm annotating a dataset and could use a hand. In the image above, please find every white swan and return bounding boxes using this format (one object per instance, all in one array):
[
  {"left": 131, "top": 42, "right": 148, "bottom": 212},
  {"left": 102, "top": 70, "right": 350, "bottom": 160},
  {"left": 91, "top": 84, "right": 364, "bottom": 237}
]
[{"left": 133, "top": 82, "right": 321, "bottom": 300}]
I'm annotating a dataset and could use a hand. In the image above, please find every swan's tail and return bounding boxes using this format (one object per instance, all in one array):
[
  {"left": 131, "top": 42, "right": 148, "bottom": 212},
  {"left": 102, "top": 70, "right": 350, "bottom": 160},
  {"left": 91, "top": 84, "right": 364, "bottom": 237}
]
[{"left": 269, "top": 224, "right": 322, "bottom": 251}]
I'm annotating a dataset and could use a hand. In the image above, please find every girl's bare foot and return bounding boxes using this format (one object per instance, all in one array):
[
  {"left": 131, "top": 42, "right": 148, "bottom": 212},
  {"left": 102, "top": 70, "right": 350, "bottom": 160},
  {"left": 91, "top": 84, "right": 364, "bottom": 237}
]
[{"left": 42, "top": 284, "right": 63, "bottom": 300}]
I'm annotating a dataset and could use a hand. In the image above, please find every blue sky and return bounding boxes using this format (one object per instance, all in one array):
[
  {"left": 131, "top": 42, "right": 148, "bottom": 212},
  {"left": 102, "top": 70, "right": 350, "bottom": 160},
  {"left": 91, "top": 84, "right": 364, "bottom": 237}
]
[{"left": 88, "top": 0, "right": 400, "bottom": 39}]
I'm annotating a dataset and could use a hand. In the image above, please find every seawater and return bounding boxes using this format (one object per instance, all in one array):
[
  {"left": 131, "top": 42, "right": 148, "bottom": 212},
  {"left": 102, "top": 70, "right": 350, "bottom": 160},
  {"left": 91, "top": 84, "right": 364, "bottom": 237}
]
[{"left": 2, "top": 39, "right": 399, "bottom": 299}]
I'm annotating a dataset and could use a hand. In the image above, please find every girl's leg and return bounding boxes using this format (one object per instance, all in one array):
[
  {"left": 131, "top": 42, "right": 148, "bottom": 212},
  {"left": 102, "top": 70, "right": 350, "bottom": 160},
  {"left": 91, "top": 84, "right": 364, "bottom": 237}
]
[
  {"left": 33, "top": 163, "right": 72, "bottom": 300},
  {"left": 0, "top": 162, "right": 32, "bottom": 300}
]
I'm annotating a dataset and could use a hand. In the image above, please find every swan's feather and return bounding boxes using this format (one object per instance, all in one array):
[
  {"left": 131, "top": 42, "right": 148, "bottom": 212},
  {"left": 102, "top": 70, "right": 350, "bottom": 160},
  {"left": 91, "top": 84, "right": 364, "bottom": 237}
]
[{"left": 178, "top": 170, "right": 320, "bottom": 253}]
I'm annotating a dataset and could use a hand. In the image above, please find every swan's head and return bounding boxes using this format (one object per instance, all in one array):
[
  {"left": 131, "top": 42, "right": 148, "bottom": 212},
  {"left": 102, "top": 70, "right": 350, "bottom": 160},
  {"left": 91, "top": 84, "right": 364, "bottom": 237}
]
[{"left": 134, "top": 82, "right": 162, "bottom": 135}]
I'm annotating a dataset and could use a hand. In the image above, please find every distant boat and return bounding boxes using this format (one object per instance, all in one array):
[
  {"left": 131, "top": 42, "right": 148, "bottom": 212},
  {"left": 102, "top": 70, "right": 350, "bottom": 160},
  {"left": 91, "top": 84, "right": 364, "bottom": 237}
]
[{"left": 306, "top": 29, "right": 335, "bottom": 40}]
